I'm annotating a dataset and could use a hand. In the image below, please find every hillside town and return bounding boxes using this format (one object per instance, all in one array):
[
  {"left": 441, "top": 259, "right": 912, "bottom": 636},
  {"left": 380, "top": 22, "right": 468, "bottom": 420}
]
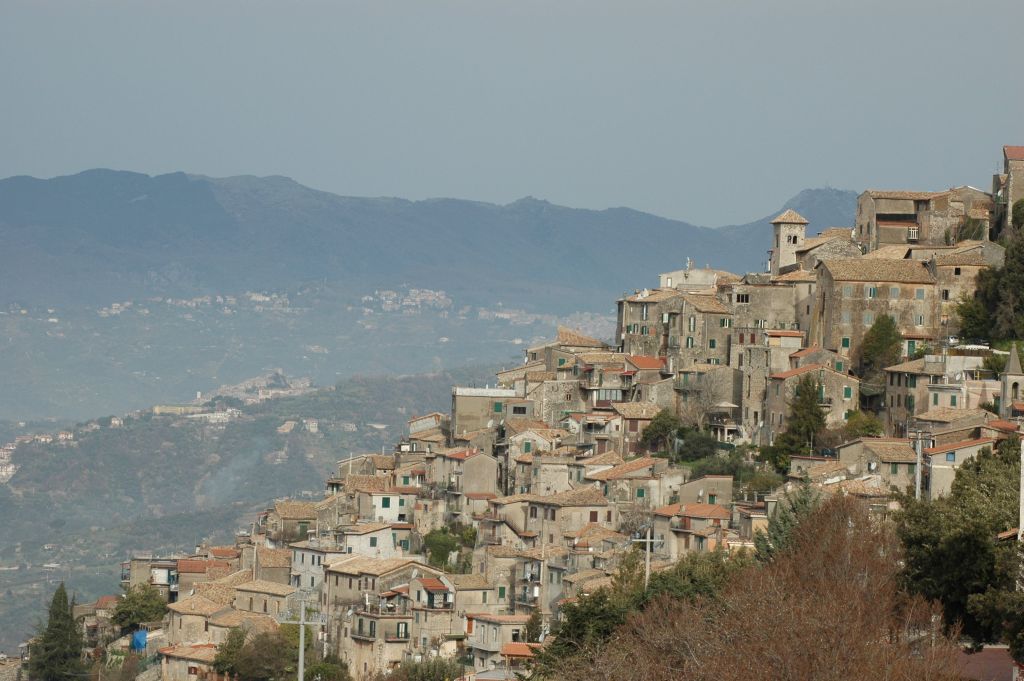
[{"left": 27, "top": 145, "right": 1024, "bottom": 681}]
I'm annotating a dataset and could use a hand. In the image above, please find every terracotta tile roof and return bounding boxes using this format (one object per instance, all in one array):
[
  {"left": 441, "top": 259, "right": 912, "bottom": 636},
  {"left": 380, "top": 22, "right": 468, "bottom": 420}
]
[
  {"left": 861, "top": 245, "right": 912, "bottom": 260},
  {"left": 1004, "top": 145, "right": 1024, "bottom": 161},
  {"left": 535, "top": 486, "right": 609, "bottom": 507},
  {"left": 577, "top": 351, "right": 627, "bottom": 366},
  {"left": 234, "top": 580, "right": 297, "bottom": 597},
  {"left": 208, "top": 546, "right": 240, "bottom": 559},
  {"left": 771, "top": 209, "right": 809, "bottom": 224},
  {"left": 914, "top": 407, "right": 990, "bottom": 423},
  {"left": 449, "top": 574, "right": 491, "bottom": 590},
  {"left": 273, "top": 500, "right": 318, "bottom": 520},
  {"left": 670, "top": 503, "right": 731, "bottom": 520},
  {"left": 177, "top": 559, "right": 231, "bottom": 574},
  {"left": 211, "top": 569, "right": 255, "bottom": 586},
  {"left": 623, "top": 288, "right": 684, "bottom": 303},
  {"left": 208, "top": 610, "right": 278, "bottom": 633},
  {"left": 790, "top": 346, "right": 824, "bottom": 358},
  {"left": 586, "top": 456, "right": 658, "bottom": 481},
  {"left": 194, "top": 582, "right": 239, "bottom": 606},
  {"left": 610, "top": 402, "right": 662, "bottom": 419},
  {"left": 771, "top": 269, "right": 817, "bottom": 283},
  {"left": 820, "top": 258, "right": 935, "bottom": 284},
  {"left": 557, "top": 326, "right": 606, "bottom": 348},
  {"left": 444, "top": 448, "right": 478, "bottom": 461},
  {"left": 857, "top": 438, "right": 917, "bottom": 463},
  {"left": 934, "top": 253, "right": 989, "bottom": 267},
  {"left": 94, "top": 594, "right": 120, "bottom": 609},
  {"left": 682, "top": 294, "right": 730, "bottom": 314},
  {"left": 502, "top": 642, "right": 542, "bottom": 658},
  {"left": 770, "top": 363, "right": 829, "bottom": 380},
  {"left": 865, "top": 190, "right": 942, "bottom": 200},
  {"left": 985, "top": 419, "right": 1020, "bottom": 433},
  {"left": 468, "top": 613, "right": 532, "bottom": 624},
  {"left": 417, "top": 577, "right": 449, "bottom": 592},
  {"left": 256, "top": 547, "right": 292, "bottom": 568},
  {"left": 369, "top": 454, "right": 397, "bottom": 470},
  {"left": 883, "top": 358, "right": 928, "bottom": 374},
  {"left": 464, "top": 492, "right": 498, "bottom": 500},
  {"left": 924, "top": 438, "right": 996, "bottom": 455},
  {"left": 344, "top": 475, "right": 390, "bottom": 494},
  {"left": 505, "top": 418, "right": 551, "bottom": 436},
  {"left": 766, "top": 329, "right": 804, "bottom": 338},
  {"left": 653, "top": 502, "right": 682, "bottom": 517},
  {"left": 326, "top": 557, "right": 427, "bottom": 577},
  {"left": 581, "top": 451, "right": 625, "bottom": 467},
  {"left": 167, "top": 595, "right": 226, "bottom": 617},
  {"left": 627, "top": 355, "right": 666, "bottom": 371},
  {"left": 490, "top": 493, "right": 539, "bottom": 506},
  {"left": 343, "top": 522, "right": 391, "bottom": 535},
  {"left": 159, "top": 644, "right": 219, "bottom": 664}
]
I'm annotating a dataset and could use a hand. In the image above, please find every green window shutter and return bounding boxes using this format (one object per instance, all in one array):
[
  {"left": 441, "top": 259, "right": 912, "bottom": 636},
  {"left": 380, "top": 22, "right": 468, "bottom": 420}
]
[
  {"left": 950, "top": 395, "right": 957, "bottom": 406},
  {"left": 498, "top": 586, "right": 506, "bottom": 599},
  {"left": 890, "top": 463, "right": 898, "bottom": 475},
  {"left": 558, "top": 358, "right": 566, "bottom": 366},
  {"left": 708, "top": 494, "right": 716, "bottom": 504},
  {"left": 524, "top": 441, "right": 531, "bottom": 453},
  {"left": 836, "top": 361, "right": 844, "bottom": 372},
  {"left": 403, "top": 476, "right": 410, "bottom": 485},
  {"left": 841, "top": 337, "right": 850, "bottom": 349},
  {"left": 843, "top": 386, "right": 852, "bottom": 399},
  {"left": 636, "top": 488, "right": 645, "bottom": 498},
  {"left": 399, "top": 498, "right": 405, "bottom": 506},
  {"left": 494, "top": 402, "right": 503, "bottom": 413},
  {"left": 932, "top": 393, "right": 938, "bottom": 406},
  {"left": 381, "top": 497, "right": 391, "bottom": 508},
  {"left": 370, "top": 537, "right": 377, "bottom": 547}
]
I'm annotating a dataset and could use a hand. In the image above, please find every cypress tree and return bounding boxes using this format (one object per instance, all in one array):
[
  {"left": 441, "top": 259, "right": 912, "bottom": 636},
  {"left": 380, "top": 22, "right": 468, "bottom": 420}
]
[{"left": 27, "top": 583, "right": 85, "bottom": 681}]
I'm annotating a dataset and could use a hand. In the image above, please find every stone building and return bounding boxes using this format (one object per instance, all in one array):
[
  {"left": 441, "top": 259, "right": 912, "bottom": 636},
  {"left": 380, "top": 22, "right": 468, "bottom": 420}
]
[
  {"left": 856, "top": 187, "right": 993, "bottom": 253},
  {"left": 764, "top": 364, "right": 860, "bottom": 443},
  {"left": 811, "top": 258, "right": 939, "bottom": 361},
  {"left": 992, "top": 145, "right": 1024, "bottom": 234},
  {"left": 768, "top": 209, "right": 809, "bottom": 275}
]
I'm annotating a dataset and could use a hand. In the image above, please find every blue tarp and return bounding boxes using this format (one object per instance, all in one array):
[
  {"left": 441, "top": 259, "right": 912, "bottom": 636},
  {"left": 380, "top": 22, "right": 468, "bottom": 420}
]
[{"left": 131, "top": 630, "right": 147, "bottom": 651}]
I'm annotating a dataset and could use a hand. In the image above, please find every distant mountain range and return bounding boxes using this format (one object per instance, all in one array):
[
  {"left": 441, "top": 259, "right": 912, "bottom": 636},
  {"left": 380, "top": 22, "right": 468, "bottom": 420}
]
[{"left": 0, "top": 170, "right": 857, "bottom": 311}]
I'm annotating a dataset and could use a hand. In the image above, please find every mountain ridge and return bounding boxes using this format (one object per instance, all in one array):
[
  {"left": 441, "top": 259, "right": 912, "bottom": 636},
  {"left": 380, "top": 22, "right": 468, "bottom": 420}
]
[{"left": 0, "top": 170, "right": 857, "bottom": 311}]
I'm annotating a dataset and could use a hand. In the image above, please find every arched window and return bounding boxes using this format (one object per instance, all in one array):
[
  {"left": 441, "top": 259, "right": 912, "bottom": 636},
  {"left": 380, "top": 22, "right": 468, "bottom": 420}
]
[{"left": 1013, "top": 382, "right": 1020, "bottom": 401}]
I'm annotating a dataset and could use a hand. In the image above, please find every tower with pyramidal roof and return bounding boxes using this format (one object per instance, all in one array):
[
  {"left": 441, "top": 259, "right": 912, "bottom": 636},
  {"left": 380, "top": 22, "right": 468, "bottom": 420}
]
[
  {"left": 999, "top": 342, "right": 1024, "bottom": 419},
  {"left": 769, "top": 209, "right": 809, "bottom": 275}
]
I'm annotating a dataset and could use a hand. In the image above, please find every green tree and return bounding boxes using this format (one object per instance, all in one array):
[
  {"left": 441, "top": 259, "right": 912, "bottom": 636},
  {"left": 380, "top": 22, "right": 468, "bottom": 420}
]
[
  {"left": 640, "top": 409, "right": 682, "bottom": 453},
  {"left": 859, "top": 314, "right": 902, "bottom": 379},
  {"left": 111, "top": 584, "right": 166, "bottom": 633},
  {"left": 304, "top": 655, "right": 351, "bottom": 681},
  {"left": 1013, "top": 198, "right": 1024, "bottom": 229},
  {"left": 525, "top": 610, "right": 543, "bottom": 643},
  {"left": 897, "top": 436, "right": 1021, "bottom": 646},
  {"left": 759, "top": 376, "right": 826, "bottom": 472},
  {"left": 754, "top": 483, "right": 820, "bottom": 562},
  {"left": 381, "top": 657, "right": 464, "bottom": 681},
  {"left": 213, "top": 627, "right": 246, "bottom": 675},
  {"left": 841, "top": 410, "right": 883, "bottom": 440},
  {"left": 673, "top": 429, "right": 719, "bottom": 463},
  {"left": 422, "top": 528, "right": 459, "bottom": 569},
  {"left": 234, "top": 631, "right": 292, "bottom": 681},
  {"left": 957, "top": 292, "right": 992, "bottom": 341},
  {"left": 27, "top": 583, "right": 85, "bottom": 681}
]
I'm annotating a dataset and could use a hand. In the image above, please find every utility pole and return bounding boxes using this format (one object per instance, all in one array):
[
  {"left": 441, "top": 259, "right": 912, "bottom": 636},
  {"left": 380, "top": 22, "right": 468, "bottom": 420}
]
[{"left": 277, "top": 589, "right": 323, "bottom": 681}]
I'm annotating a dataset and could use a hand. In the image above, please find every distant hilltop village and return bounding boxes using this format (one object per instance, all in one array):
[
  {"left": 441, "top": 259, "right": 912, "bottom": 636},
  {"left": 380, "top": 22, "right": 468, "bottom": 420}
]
[{"left": 72, "top": 146, "right": 1024, "bottom": 680}]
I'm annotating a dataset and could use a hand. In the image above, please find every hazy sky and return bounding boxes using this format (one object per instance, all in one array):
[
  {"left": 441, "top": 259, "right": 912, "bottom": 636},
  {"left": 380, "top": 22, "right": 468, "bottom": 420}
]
[{"left": 2, "top": 0, "right": 1022, "bottom": 225}]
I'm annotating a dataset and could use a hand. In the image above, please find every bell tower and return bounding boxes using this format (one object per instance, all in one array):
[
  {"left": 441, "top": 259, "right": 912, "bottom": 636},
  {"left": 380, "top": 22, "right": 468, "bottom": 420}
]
[
  {"left": 769, "top": 209, "right": 809, "bottom": 275},
  {"left": 999, "top": 343, "right": 1024, "bottom": 418}
]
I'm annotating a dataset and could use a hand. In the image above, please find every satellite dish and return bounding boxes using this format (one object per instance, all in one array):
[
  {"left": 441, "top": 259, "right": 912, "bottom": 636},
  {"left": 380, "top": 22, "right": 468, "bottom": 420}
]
[
  {"left": 412, "top": 568, "right": 419, "bottom": 578},
  {"left": 955, "top": 372, "right": 963, "bottom": 381}
]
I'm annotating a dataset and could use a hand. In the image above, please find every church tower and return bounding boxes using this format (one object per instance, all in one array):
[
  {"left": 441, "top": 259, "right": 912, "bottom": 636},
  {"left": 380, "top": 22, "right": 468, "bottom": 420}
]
[
  {"left": 769, "top": 209, "right": 809, "bottom": 275},
  {"left": 999, "top": 342, "right": 1024, "bottom": 418}
]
